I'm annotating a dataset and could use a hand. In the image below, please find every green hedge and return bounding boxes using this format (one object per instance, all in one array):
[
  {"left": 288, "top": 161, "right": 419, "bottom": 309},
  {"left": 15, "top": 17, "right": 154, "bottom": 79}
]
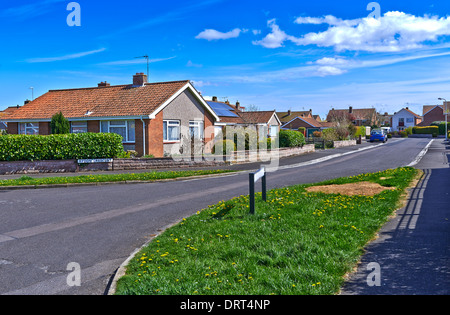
[
  {"left": 430, "top": 121, "right": 450, "bottom": 135},
  {"left": 279, "top": 130, "right": 306, "bottom": 148},
  {"left": 0, "top": 133, "right": 124, "bottom": 161},
  {"left": 412, "top": 126, "right": 439, "bottom": 137}
]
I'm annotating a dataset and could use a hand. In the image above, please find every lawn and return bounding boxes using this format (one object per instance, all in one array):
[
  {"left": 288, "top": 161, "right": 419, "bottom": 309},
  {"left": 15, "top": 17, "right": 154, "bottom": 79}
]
[
  {"left": 114, "top": 167, "right": 419, "bottom": 295},
  {"left": 0, "top": 169, "right": 236, "bottom": 187}
]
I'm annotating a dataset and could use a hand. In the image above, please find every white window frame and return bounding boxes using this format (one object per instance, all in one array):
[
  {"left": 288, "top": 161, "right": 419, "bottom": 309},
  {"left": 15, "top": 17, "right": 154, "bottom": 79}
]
[
  {"left": 163, "top": 120, "right": 181, "bottom": 142},
  {"left": 71, "top": 121, "right": 88, "bottom": 134},
  {"left": 270, "top": 125, "right": 278, "bottom": 138},
  {"left": 100, "top": 120, "right": 135, "bottom": 143},
  {"left": 189, "top": 120, "right": 204, "bottom": 140},
  {"left": 19, "top": 122, "right": 39, "bottom": 135}
]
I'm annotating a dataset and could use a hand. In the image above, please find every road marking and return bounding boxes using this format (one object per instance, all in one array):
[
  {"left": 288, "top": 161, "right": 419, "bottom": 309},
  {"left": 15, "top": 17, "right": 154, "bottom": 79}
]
[
  {"left": 270, "top": 141, "right": 393, "bottom": 172},
  {"left": 407, "top": 139, "right": 434, "bottom": 167}
]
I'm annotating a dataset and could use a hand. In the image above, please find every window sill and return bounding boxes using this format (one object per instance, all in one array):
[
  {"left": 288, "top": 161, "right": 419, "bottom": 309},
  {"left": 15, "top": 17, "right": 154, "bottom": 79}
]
[{"left": 163, "top": 141, "right": 181, "bottom": 144}]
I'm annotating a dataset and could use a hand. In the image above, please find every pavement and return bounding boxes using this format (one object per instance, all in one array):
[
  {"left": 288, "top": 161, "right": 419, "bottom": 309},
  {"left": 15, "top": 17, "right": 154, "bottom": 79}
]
[{"left": 340, "top": 139, "right": 450, "bottom": 295}]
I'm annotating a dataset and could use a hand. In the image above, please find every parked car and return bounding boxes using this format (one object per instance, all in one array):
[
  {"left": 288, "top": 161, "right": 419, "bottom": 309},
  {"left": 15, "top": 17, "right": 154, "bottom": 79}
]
[{"left": 370, "top": 129, "right": 387, "bottom": 143}]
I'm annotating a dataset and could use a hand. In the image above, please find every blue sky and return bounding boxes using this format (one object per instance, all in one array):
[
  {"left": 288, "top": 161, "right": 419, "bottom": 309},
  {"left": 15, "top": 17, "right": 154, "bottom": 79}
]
[{"left": 1, "top": 0, "right": 450, "bottom": 118}]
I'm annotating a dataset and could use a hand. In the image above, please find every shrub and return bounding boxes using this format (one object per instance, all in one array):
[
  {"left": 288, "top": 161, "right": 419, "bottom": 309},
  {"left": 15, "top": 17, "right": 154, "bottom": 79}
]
[
  {"left": 212, "top": 139, "right": 236, "bottom": 155},
  {"left": 412, "top": 126, "right": 439, "bottom": 137},
  {"left": 223, "top": 126, "right": 258, "bottom": 151},
  {"left": 335, "top": 126, "right": 350, "bottom": 140},
  {"left": 354, "top": 126, "right": 366, "bottom": 138},
  {"left": 279, "top": 130, "right": 305, "bottom": 148},
  {"left": 312, "top": 130, "right": 322, "bottom": 138},
  {"left": 405, "top": 126, "right": 413, "bottom": 135},
  {"left": 399, "top": 131, "right": 408, "bottom": 138},
  {"left": 322, "top": 128, "right": 338, "bottom": 141},
  {"left": 50, "top": 112, "right": 70, "bottom": 134},
  {"left": 298, "top": 127, "right": 306, "bottom": 136},
  {"left": 387, "top": 133, "right": 392, "bottom": 138},
  {"left": 0, "top": 133, "right": 124, "bottom": 161},
  {"left": 258, "top": 138, "right": 273, "bottom": 150},
  {"left": 431, "top": 121, "right": 450, "bottom": 135}
]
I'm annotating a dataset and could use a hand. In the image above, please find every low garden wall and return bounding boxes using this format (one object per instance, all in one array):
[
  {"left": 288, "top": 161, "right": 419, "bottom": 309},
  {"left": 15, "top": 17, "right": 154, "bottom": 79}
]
[
  {"left": 0, "top": 145, "right": 316, "bottom": 175},
  {"left": 333, "top": 140, "right": 357, "bottom": 148},
  {"left": 227, "top": 144, "right": 315, "bottom": 163},
  {"left": 0, "top": 158, "right": 228, "bottom": 175}
]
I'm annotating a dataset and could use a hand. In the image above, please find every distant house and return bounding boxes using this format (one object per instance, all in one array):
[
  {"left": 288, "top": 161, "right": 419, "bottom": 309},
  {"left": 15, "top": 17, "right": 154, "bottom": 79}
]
[
  {"left": 326, "top": 106, "right": 378, "bottom": 126},
  {"left": 391, "top": 107, "right": 422, "bottom": 131},
  {"left": 281, "top": 116, "right": 334, "bottom": 137},
  {"left": 207, "top": 97, "right": 281, "bottom": 139},
  {"left": 417, "top": 104, "right": 446, "bottom": 126},
  {"left": 0, "top": 105, "right": 22, "bottom": 133},
  {"left": 2, "top": 73, "right": 220, "bottom": 157},
  {"left": 277, "top": 109, "right": 314, "bottom": 126}
]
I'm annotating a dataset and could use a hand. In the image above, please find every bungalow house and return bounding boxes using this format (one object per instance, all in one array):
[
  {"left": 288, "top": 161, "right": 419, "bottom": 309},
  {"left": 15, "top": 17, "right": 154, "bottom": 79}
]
[
  {"left": 0, "top": 105, "right": 22, "bottom": 133},
  {"left": 277, "top": 109, "right": 314, "bottom": 125},
  {"left": 417, "top": 103, "right": 447, "bottom": 126},
  {"left": 326, "top": 107, "right": 378, "bottom": 126},
  {"left": 281, "top": 116, "right": 334, "bottom": 137},
  {"left": 391, "top": 107, "right": 422, "bottom": 132},
  {"left": 2, "top": 73, "right": 220, "bottom": 157},
  {"left": 207, "top": 97, "right": 281, "bottom": 139}
]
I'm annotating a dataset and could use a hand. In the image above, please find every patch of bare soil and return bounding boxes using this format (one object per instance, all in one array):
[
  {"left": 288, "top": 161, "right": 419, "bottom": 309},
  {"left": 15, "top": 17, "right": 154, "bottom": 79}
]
[{"left": 306, "top": 181, "right": 396, "bottom": 196}]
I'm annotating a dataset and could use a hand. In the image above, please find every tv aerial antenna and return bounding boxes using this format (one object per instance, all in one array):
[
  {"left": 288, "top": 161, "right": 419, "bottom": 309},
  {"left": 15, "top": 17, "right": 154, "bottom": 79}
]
[{"left": 135, "top": 55, "right": 149, "bottom": 78}]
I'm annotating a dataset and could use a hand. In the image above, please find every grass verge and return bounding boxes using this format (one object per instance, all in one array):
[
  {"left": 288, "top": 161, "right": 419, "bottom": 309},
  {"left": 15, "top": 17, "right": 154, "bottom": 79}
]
[
  {"left": 114, "top": 167, "right": 419, "bottom": 295},
  {"left": 0, "top": 169, "right": 236, "bottom": 187}
]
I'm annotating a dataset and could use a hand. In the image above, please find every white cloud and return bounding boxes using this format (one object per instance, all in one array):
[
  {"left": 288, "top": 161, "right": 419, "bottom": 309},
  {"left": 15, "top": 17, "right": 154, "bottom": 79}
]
[
  {"left": 257, "top": 12, "right": 450, "bottom": 52},
  {"left": 186, "top": 60, "right": 203, "bottom": 68},
  {"left": 26, "top": 48, "right": 106, "bottom": 63},
  {"left": 315, "top": 66, "right": 347, "bottom": 76},
  {"left": 314, "top": 57, "right": 349, "bottom": 66},
  {"left": 252, "top": 19, "right": 298, "bottom": 48},
  {"left": 195, "top": 28, "right": 243, "bottom": 41}
]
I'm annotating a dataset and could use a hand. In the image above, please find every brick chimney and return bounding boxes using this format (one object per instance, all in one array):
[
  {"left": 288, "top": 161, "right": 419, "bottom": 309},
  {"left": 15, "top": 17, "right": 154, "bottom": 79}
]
[
  {"left": 349, "top": 106, "right": 353, "bottom": 114},
  {"left": 212, "top": 96, "right": 218, "bottom": 102},
  {"left": 98, "top": 81, "right": 110, "bottom": 87},
  {"left": 236, "top": 101, "right": 240, "bottom": 111},
  {"left": 133, "top": 73, "right": 147, "bottom": 86}
]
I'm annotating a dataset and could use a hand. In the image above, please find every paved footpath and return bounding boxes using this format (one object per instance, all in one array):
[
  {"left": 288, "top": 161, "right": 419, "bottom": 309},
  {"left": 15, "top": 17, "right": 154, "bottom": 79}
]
[{"left": 341, "top": 140, "right": 450, "bottom": 295}]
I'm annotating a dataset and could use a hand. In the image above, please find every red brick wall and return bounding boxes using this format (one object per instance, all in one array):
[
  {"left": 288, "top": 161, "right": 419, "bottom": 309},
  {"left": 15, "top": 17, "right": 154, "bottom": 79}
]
[
  {"left": 204, "top": 111, "right": 215, "bottom": 153},
  {"left": 134, "top": 115, "right": 164, "bottom": 157},
  {"left": 87, "top": 120, "right": 100, "bottom": 133},
  {"left": 283, "top": 119, "right": 313, "bottom": 130},
  {"left": 39, "top": 122, "right": 50, "bottom": 135},
  {"left": 148, "top": 112, "right": 164, "bottom": 157},
  {"left": 7, "top": 122, "right": 18, "bottom": 134},
  {"left": 419, "top": 106, "right": 444, "bottom": 126}
]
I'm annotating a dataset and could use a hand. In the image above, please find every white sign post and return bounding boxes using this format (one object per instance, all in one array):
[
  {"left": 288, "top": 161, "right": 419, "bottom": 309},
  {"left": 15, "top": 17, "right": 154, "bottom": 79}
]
[{"left": 249, "top": 167, "right": 267, "bottom": 215}]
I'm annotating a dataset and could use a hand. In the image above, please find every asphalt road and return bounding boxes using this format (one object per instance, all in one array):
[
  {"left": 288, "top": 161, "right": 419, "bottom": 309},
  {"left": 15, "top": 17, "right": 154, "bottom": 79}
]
[{"left": 0, "top": 138, "right": 434, "bottom": 295}]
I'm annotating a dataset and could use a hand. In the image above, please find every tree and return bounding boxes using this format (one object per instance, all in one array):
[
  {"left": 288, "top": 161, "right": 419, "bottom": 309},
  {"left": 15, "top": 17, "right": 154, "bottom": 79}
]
[{"left": 51, "top": 112, "right": 70, "bottom": 134}]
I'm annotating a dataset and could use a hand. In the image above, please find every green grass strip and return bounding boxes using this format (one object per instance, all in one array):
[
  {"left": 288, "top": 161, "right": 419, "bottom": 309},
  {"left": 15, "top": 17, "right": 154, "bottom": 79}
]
[
  {"left": 0, "top": 169, "right": 236, "bottom": 187},
  {"left": 114, "top": 167, "right": 419, "bottom": 295}
]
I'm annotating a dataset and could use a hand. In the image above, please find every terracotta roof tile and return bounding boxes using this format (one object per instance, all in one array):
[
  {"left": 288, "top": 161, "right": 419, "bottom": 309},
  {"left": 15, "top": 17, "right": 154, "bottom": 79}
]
[{"left": 4, "top": 80, "right": 189, "bottom": 120}]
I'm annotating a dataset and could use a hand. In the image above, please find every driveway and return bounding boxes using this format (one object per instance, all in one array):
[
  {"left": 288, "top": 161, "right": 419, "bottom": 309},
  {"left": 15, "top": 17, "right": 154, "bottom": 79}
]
[{"left": 0, "top": 138, "right": 436, "bottom": 295}]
